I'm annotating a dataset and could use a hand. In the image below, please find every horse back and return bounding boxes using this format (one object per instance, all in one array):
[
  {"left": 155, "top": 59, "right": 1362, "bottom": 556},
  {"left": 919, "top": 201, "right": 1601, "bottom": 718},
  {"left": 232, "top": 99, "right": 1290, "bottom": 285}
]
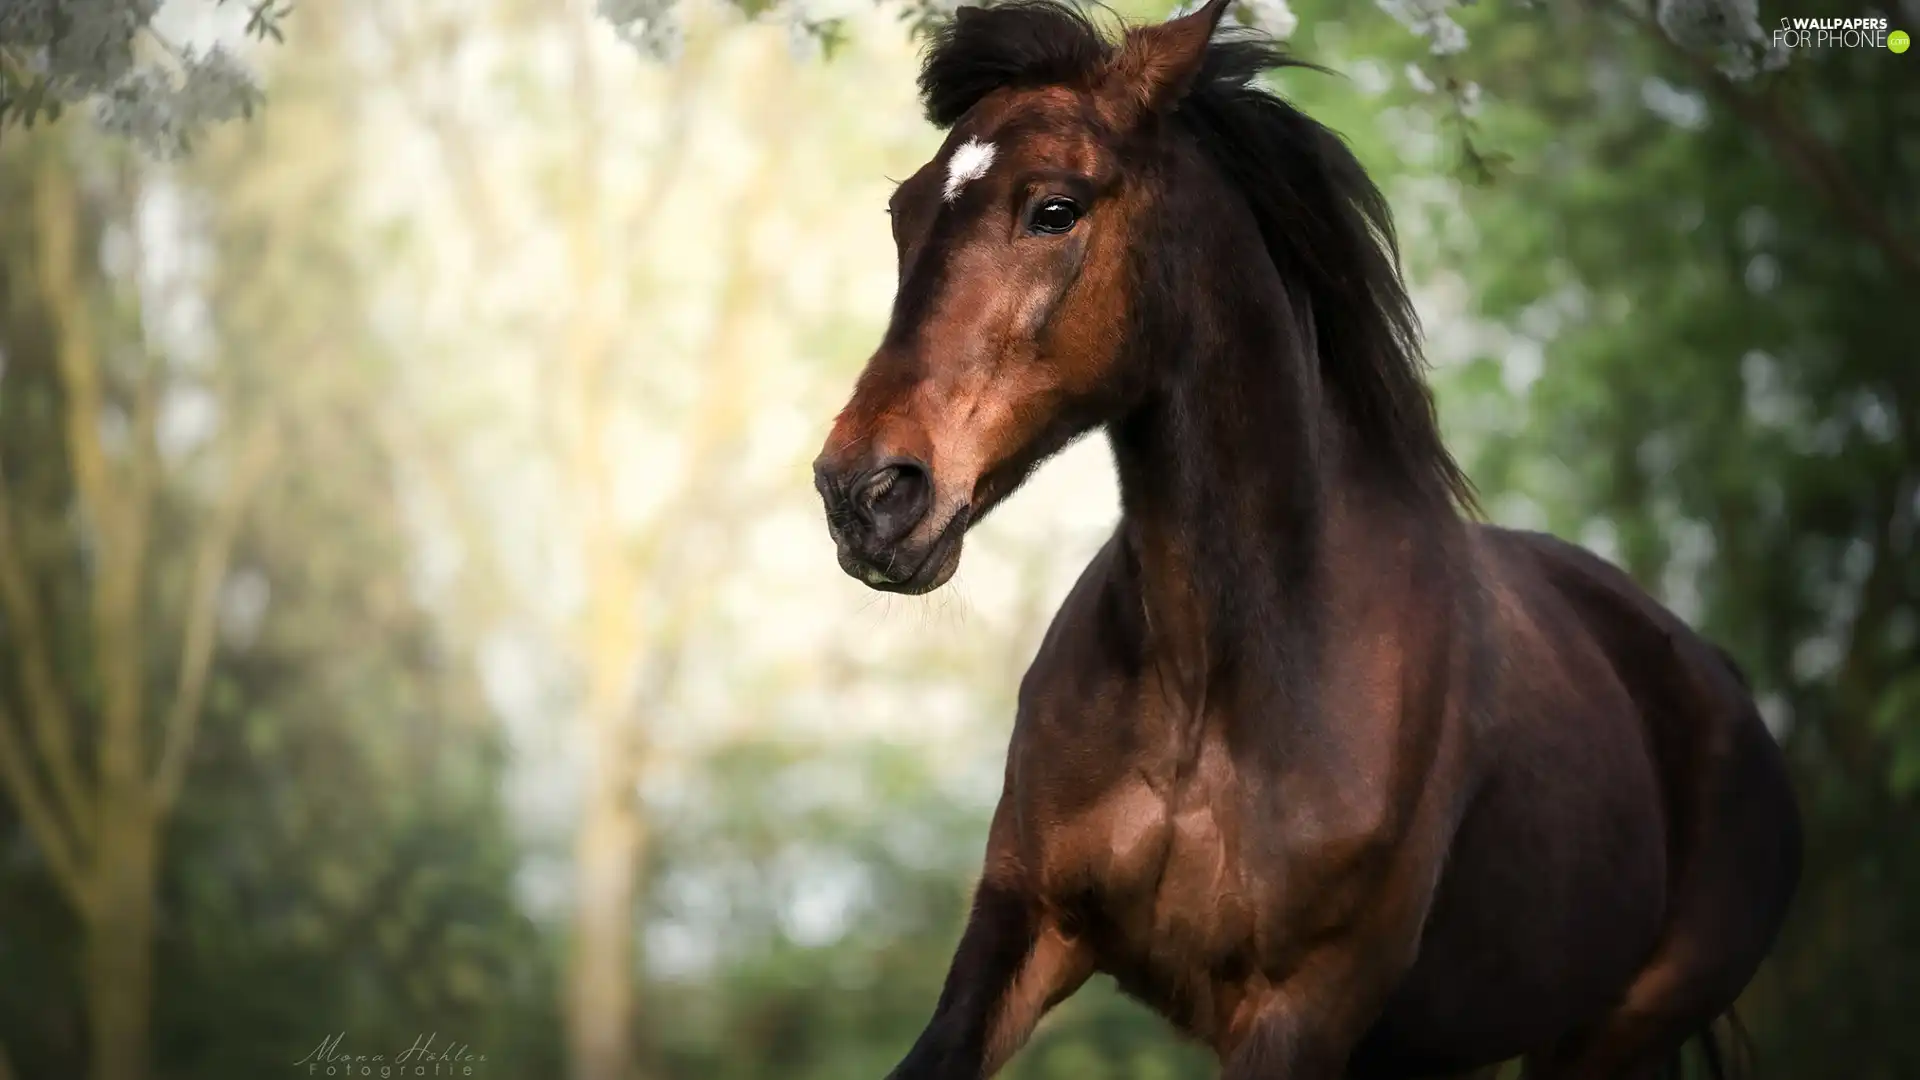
[{"left": 1484, "top": 527, "right": 1793, "bottom": 867}]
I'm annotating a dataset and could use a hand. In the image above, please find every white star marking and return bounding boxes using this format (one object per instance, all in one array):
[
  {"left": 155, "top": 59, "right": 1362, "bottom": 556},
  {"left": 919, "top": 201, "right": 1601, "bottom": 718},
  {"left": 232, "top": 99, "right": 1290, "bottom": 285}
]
[{"left": 942, "top": 138, "right": 997, "bottom": 203}]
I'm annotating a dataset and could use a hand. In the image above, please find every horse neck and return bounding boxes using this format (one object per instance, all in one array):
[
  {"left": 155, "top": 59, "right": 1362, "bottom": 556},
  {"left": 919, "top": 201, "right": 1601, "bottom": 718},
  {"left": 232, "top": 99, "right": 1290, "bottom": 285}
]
[{"left": 1106, "top": 274, "right": 1358, "bottom": 698}]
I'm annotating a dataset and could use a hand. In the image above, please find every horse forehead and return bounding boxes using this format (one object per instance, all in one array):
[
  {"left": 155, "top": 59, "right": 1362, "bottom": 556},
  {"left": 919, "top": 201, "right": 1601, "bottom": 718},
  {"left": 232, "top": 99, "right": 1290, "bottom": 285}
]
[
  {"left": 961, "top": 84, "right": 1090, "bottom": 130},
  {"left": 939, "top": 87, "right": 1108, "bottom": 173}
]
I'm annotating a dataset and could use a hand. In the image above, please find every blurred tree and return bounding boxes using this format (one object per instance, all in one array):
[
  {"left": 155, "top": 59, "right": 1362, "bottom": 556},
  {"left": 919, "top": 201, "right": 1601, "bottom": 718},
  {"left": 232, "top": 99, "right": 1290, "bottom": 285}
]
[
  {"left": 360, "top": 4, "right": 819, "bottom": 1077},
  {"left": 0, "top": 131, "right": 276, "bottom": 1080},
  {"left": 0, "top": 4, "right": 558, "bottom": 1078},
  {"left": 148, "top": 4, "right": 561, "bottom": 1075}
]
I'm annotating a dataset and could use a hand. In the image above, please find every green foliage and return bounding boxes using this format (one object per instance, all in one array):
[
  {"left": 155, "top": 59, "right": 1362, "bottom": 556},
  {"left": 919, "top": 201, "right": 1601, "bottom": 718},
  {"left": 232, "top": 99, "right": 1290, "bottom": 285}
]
[
  {"left": 0, "top": 57, "right": 66, "bottom": 128},
  {"left": 0, "top": 0, "right": 286, "bottom": 154}
]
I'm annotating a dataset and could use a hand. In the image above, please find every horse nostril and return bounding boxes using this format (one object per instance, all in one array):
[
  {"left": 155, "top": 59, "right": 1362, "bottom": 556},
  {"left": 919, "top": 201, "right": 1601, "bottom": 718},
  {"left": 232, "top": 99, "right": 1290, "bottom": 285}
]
[{"left": 854, "top": 460, "right": 932, "bottom": 543}]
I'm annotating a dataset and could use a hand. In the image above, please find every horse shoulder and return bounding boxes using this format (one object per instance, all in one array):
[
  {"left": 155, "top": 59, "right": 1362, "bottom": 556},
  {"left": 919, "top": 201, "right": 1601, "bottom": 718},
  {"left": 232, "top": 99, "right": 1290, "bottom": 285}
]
[{"left": 998, "top": 534, "right": 1181, "bottom": 904}]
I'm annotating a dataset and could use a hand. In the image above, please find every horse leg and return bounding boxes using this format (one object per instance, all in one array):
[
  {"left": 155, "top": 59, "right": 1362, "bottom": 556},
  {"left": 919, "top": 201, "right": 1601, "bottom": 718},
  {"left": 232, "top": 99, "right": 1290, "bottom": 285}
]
[
  {"left": 1220, "top": 998, "right": 1348, "bottom": 1080},
  {"left": 1219, "top": 946, "right": 1425, "bottom": 1080},
  {"left": 885, "top": 880, "right": 1091, "bottom": 1080},
  {"left": 1519, "top": 910, "right": 1757, "bottom": 1080}
]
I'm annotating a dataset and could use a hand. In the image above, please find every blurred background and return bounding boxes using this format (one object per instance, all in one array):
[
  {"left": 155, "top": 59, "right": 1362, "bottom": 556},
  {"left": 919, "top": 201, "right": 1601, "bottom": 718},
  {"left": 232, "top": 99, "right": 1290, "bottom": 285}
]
[{"left": 0, "top": 0, "right": 1913, "bottom": 1078}]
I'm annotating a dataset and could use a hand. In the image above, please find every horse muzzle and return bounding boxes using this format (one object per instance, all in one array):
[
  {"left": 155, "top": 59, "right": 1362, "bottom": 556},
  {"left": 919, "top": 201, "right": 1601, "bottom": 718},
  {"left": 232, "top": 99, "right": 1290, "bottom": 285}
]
[{"left": 813, "top": 454, "right": 968, "bottom": 594}]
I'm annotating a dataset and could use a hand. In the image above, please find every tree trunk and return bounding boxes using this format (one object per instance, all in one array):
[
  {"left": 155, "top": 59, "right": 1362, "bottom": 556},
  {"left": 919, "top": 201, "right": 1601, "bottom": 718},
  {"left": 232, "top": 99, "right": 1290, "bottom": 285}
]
[
  {"left": 84, "top": 799, "right": 156, "bottom": 1080},
  {"left": 558, "top": 6, "right": 644, "bottom": 1077},
  {"left": 567, "top": 749, "right": 643, "bottom": 1080}
]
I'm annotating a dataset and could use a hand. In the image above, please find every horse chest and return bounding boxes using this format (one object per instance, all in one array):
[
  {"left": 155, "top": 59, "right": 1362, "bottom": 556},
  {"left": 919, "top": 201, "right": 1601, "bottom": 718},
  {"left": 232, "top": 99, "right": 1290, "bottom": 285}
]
[{"left": 1018, "top": 730, "right": 1265, "bottom": 976}]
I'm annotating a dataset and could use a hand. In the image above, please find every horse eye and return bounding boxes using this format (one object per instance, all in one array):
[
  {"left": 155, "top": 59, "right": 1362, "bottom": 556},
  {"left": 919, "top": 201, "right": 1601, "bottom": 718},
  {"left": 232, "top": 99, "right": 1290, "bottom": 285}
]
[{"left": 1029, "top": 197, "right": 1081, "bottom": 235}]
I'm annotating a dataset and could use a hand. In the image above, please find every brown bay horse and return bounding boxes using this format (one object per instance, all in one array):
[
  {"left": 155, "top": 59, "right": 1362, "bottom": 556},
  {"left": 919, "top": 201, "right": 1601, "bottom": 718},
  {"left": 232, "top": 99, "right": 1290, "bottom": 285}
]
[{"left": 809, "top": 2, "right": 1801, "bottom": 1076}]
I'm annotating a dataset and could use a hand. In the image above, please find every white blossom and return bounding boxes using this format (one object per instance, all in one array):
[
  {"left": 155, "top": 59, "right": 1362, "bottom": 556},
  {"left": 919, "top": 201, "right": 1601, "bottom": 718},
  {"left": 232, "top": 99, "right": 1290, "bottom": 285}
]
[
  {"left": 786, "top": 13, "right": 819, "bottom": 62},
  {"left": 1229, "top": 0, "right": 1298, "bottom": 41},
  {"left": 780, "top": 0, "right": 842, "bottom": 64},
  {"left": 1655, "top": 0, "right": 1782, "bottom": 79},
  {"left": 1165, "top": 0, "right": 1297, "bottom": 39},
  {"left": 1376, "top": 0, "right": 1469, "bottom": 57},
  {"left": 598, "top": 0, "right": 685, "bottom": 63},
  {"left": 1656, "top": 0, "right": 1759, "bottom": 50}
]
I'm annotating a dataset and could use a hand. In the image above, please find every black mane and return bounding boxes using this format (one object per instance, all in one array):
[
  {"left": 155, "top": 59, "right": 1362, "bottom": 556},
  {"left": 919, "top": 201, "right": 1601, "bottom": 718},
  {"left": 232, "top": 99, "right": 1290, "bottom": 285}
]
[{"left": 919, "top": 1, "right": 1476, "bottom": 513}]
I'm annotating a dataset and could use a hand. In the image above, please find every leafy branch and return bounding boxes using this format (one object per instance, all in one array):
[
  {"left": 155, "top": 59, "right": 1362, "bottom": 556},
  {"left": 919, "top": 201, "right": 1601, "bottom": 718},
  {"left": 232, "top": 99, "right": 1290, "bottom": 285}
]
[{"left": 0, "top": 0, "right": 288, "bottom": 153}]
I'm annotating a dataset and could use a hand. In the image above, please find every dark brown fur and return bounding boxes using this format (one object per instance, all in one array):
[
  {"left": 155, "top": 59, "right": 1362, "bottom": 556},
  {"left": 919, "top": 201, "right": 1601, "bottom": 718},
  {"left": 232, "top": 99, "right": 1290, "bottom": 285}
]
[{"left": 810, "top": 3, "right": 1801, "bottom": 1077}]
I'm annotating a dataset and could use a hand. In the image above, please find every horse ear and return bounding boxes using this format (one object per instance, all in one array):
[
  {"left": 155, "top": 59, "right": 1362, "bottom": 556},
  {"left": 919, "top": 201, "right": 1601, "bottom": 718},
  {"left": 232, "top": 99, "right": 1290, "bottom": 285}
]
[{"left": 1100, "top": 0, "right": 1231, "bottom": 124}]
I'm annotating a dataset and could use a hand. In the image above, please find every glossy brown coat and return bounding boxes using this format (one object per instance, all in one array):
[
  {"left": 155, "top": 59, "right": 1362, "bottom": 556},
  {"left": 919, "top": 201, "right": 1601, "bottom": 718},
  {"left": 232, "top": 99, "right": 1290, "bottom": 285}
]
[{"left": 810, "top": 4, "right": 1801, "bottom": 1077}]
